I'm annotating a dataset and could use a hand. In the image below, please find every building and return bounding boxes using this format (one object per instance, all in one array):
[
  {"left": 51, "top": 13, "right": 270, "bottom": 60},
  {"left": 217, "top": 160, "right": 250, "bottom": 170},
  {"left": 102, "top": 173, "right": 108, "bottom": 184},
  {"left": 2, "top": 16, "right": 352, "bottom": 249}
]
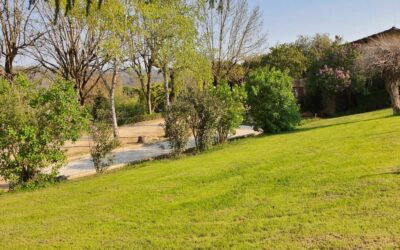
[{"left": 351, "top": 26, "right": 400, "bottom": 45}]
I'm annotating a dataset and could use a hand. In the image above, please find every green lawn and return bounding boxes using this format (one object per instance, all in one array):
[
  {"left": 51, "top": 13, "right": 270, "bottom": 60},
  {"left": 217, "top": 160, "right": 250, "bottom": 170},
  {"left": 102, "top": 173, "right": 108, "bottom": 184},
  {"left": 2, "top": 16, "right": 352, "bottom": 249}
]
[{"left": 1, "top": 109, "right": 400, "bottom": 249}]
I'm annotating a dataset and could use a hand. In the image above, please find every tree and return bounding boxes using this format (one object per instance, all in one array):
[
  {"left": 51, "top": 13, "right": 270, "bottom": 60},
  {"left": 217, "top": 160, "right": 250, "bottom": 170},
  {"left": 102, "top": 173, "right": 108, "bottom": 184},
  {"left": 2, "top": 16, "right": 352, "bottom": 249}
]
[
  {"left": 246, "top": 68, "right": 300, "bottom": 133},
  {"left": 0, "top": 0, "right": 43, "bottom": 79},
  {"left": 35, "top": 0, "right": 226, "bottom": 19},
  {"left": 127, "top": 0, "right": 199, "bottom": 113},
  {"left": 0, "top": 75, "right": 87, "bottom": 189},
  {"left": 126, "top": 0, "right": 158, "bottom": 114},
  {"left": 210, "top": 82, "right": 246, "bottom": 143},
  {"left": 154, "top": 0, "right": 198, "bottom": 108},
  {"left": 305, "top": 36, "right": 365, "bottom": 116},
  {"left": 31, "top": 1, "right": 107, "bottom": 105},
  {"left": 201, "top": 0, "right": 266, "bottom": 85},
  {"left": 261, "top": 44, "right": 308, "bottom": 79},
  {"left": 94, "top": 0, "right": 128, "bottom": 139},
  {"left": 360, "top": 36, "right": 400, "bottom": 115}
]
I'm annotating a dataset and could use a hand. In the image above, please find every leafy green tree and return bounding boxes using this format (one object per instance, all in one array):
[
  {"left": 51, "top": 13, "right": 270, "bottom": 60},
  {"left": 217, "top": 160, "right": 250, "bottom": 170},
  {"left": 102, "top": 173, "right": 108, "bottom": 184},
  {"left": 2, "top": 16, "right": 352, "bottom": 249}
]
[
  {"left": 246, "top": 68, "right": 300, "bottom": 133},
  {"left": 0, "top": 75, "right": 87, "bottom": 189},
  {"left": 94, "top": 0, "right": 128, "bottom": 139},
  {"left": 261, "top": 44, "right": 308, "bottom": 79},
  {"left": 210, "top": 82, "right": 246, "bottom": 143}
]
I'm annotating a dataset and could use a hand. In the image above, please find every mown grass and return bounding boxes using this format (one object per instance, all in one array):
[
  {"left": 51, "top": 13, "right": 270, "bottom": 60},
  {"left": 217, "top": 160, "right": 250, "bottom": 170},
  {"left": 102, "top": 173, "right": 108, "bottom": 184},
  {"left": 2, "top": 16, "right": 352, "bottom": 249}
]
[{"left": 0, "top": 109, "right": 399, "bottom": 249}]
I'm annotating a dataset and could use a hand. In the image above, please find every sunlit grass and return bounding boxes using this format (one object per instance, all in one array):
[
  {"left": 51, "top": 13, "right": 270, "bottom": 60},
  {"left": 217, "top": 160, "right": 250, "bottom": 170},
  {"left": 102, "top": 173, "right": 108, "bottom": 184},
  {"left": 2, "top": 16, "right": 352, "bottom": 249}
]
[{"left": 0, "top": 109, "right": 399, "bottom": 248}]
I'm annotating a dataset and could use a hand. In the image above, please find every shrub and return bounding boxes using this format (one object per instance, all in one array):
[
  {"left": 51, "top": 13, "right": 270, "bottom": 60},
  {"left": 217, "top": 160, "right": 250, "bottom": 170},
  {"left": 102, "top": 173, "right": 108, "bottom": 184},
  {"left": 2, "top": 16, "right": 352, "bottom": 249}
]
[
  {"left": 165, "top": 85, "right": 246, "bottom": 153},
  {"left": 210, "top": 82, "right": 246, "bottom": 143},
  {"left": 164, "top": 101, "right": 192, "bottom": 155},
  {"left": 305, "top": 39, "right": 365, "bottom": 116},
  {"left": 89, "top": 122, "right": 118, "bottom": 173},
  {"left": 0, "top": 76, "right": 87, "bottom": 189},
  {"left": 246, "top": 68, "right": 300, "bottom": 133},
  {"left": 165, "top": 88, "right": 222, "bottom": 153},
  {"left": 189, "top": 90, "right": 222, "bottom": 151}
]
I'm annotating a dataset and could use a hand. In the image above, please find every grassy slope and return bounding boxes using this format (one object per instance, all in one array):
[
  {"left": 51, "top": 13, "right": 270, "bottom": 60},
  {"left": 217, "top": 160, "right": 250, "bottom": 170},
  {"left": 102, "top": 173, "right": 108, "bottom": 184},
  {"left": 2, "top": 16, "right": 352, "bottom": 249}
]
[{"left": 1, "top": 109, "right": 399, "bottom": 249}]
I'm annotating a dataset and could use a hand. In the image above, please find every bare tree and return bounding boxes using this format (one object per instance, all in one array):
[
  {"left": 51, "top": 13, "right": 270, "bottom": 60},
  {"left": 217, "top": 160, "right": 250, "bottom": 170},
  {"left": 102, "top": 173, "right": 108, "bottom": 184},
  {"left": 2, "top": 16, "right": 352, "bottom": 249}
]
[
  {"left": 360, "top": 36, "right": 400, "bottom": 115},
  {"left": 201, "top": 0, "right": 266, "bottom": 85},
  {"left": 0, "top": 0, "right": 43, "bottom": 79},
  {"left": 30, "top": 2, "right": 106, "bottom": 105}
]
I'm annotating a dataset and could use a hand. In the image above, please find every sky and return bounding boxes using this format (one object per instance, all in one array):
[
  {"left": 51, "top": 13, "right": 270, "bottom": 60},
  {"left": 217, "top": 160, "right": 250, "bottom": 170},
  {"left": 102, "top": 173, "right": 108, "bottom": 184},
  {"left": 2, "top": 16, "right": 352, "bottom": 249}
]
[{"left": 248, "top": 0, "right": 400, "bottom": 47}]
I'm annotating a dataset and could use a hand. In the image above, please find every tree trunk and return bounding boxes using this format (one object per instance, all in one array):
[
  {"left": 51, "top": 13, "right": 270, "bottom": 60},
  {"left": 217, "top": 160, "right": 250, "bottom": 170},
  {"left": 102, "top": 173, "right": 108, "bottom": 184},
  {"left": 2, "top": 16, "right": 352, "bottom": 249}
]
[
  {"left": 163, "top": 66, "right": 170, "bottom": 108},
  {"left": 387, "top": 81, "right": 400, "bottom": 115},
  {"left": 79, "top": 88, "right": 85, "bottom": 106},
  {"left": 146, "top": 80, "right": 152, "bottom": 114},
  {"left": 4, "top": 54, "right": 14, "bottom": 80},
  {"left": 169, "top": 70, "right": 175, "bottom": 103},
  {"left": 146, "top": 70, "right": 153, "bottom": 114},
  {"left": 110, "top": 65, "right": 119, "bottom": 140},
  {"left": 110, "top": 89, "right": 119, "bottom": 139},
  {"left": 323, "top": 94, "right": 336, "bottom": 116}
]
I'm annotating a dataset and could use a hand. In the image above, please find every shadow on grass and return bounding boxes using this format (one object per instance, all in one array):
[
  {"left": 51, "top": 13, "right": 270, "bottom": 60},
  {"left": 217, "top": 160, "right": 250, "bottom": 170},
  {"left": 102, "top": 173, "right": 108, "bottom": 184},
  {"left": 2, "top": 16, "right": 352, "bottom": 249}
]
[
  {"left": 252, "top": 114, "right": 393, "bottom": 140},
  {"left": 360, "top": 167, "right": 400, "bottom": 179},
  {"left": 295, "top": 115, "right": 393, "bottom": 133}
]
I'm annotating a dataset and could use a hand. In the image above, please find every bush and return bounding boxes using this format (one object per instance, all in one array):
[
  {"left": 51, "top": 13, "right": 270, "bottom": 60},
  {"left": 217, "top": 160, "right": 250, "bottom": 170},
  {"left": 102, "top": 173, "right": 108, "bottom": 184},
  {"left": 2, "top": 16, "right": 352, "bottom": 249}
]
[
  {"left": 165, "top": 85, "right": 246, "bottom": 154},
  {"left": 164, "top": 88, "right": 221, "bottom": 153},
  {"left": 90, "top": 122, "right": 118, "bottom": 173},
  {"left": 246, "top": 68, "right": 300, "bottom": 133},
  {"left": 305, "top": 39, "right": 365, "bottom": 116},
  {"left": 210, "top": 82, "right": 246, "bottom": 143},
  {"left": 0, "top": 76, "right": 87, "bottom": 189},
  {"left": 189, "top": 89, "right": 222, "bottom": 151},
  {"left": 164, "top": 101, "right": 192, "bottom": 155}
]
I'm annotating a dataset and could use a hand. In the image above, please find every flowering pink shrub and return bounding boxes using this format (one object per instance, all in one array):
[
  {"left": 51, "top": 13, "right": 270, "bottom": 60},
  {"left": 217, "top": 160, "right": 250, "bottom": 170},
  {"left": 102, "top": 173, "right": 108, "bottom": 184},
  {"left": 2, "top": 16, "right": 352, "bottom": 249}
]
[{"left": 317, "top": 65, "right": 352, "bottom": 93}]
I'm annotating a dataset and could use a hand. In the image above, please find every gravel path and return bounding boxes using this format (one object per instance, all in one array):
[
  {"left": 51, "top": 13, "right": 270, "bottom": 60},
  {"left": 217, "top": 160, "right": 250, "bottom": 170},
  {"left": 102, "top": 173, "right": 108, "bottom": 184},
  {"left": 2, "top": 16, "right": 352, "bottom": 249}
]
[{"left": 59, "top": 126, "right": 259, "bottom": 179}]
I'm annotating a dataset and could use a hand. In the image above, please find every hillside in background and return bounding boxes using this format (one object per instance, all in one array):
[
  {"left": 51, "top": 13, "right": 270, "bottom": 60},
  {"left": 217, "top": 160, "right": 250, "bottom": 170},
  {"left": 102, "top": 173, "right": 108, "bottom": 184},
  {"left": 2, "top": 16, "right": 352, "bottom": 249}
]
[{"left": 0, "top": 109, "right": 399, "bottom": 248}]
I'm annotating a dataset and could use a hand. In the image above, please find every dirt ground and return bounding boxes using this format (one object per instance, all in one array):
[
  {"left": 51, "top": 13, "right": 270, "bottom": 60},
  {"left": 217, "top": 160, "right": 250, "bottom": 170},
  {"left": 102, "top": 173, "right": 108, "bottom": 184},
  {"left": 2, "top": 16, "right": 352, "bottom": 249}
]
[{"left": 64, "top": 118, "right": 165, "bottom": 160}]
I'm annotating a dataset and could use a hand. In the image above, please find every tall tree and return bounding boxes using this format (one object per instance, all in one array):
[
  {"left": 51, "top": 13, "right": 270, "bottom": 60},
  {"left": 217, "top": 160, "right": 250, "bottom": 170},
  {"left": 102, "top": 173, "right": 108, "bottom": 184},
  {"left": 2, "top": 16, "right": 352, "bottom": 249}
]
[
  {"left": 0, "top": 0, "right": 43, "bottom": 79},
  {"left": 127, "top": 0, "right": 196, "bottom": 113},
  {"left": 361, "top": 36, "right": 400, "bottom": 115},
  {"left": 94, "top": 0, "right": 129, "bottom": 139},
  {"left": 201, "top": 0, "right": 266, "bottom": 85},
  {"left": 154, "top": 0, "right": 199, "bottom": 107},
  {"left": 31, "top": 1, "right": 107, "bottom": 105}
]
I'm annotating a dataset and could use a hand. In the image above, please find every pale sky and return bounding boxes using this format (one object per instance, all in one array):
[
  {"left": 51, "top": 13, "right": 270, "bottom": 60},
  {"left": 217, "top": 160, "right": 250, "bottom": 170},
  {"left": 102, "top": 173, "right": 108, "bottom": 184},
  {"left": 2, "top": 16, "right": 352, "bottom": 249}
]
[{"left": 249, "top": 0, "right": 400, "bottom": 48}]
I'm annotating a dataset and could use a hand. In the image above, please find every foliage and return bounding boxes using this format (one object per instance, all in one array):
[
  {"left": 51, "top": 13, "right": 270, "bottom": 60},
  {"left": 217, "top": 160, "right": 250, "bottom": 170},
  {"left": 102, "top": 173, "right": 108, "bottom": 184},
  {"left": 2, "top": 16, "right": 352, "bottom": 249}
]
[
  {"left": 1, "top": 109, "right": 400, "bottom": 248},
  {"left": 305, "top": 36, "right": 365, "bottom": 115},
  {"left": 0, "top": 76, "right": 87, "bottom": 189},
  {"left": 89, "top": 121, "right": 118, "bottom": 173},
  {"left": 246, "top": 68, "right": 300, "bottom": 133},
  {"left": 165, "top": 85, "right": 244, "bottom": 153},
  {"left": 261, "top": 43, "right": 308, "bottom": 79},
  {"left": 210, "top": 82, "right": 246, "bottom": 143},
  {"left": 190, "top": 90, "right": 223, "bottom": 151},
  {"left": 176, "top": 88, "right": 222, "bottom": 152},
  {"left": 91, "top": 92, "right": 111, "bottom": 122},
  {"left": 164, "top": 101, "right": 192, "bottom": 155},
  {"left": 359, "top": 36, "right": 400, "bottom": 115}
]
